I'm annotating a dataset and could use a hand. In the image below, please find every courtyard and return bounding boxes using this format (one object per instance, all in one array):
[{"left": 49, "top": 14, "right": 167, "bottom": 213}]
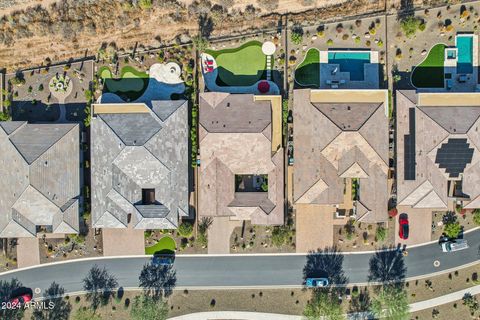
[{"left": 4, "top": 60, "right": 94, "bottom": 123}]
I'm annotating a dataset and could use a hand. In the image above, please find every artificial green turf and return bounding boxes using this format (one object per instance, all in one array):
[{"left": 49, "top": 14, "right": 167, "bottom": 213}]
[
  {"left": 294, "top": 48, "right": 320, "bottom": 87},
  {"left": 98, "top": 65, "right": 149, "bottom": 100},
  {"left": 145, "top": 236, "right": 176, "bottom": 255},
  {"left": 206, "top": 41, "right": 267, "bottom": 86},
  {"left": 411, "top": 44, "right": 446, "bottom": 88}
]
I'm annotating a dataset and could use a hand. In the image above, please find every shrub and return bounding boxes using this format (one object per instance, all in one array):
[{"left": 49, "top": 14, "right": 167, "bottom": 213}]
[
  {"left": 38, "top": 84, "right": 44, "bottom": 91},
  {"left": 291, "top": 31, "right": 303, "bottom": 45},
  {"left": 444, "top": 221, "right": 461, "bottom": 238},
  {"left": 473, "top": 209, "right": 480, "bottom": 226},
  {"left": 351, "top": 286, "right": 360, "bottom": 297},
  {"left": 178, "top": 221, "right": 194, "bottom": 238},
  {"left": 400, "top": 16, "right": 422, "bottom": 38},
  {"left": 271, "top": 226, "right": 292, "bottom": 247},
  {"left": 377, "top": 39, "right": 384, "bottom": 47},
  {"left": 139, "top": 0, "right": 152, "bottom": 9},
  {"left": 375, "top": 226, "right": 387, "bottom": 242},
  {"left": 342, "top": 34, "right": 349, "bottom": 40},
  {"left": 10, "top": 76, "right": 25, "bottom": 86},
  {"left": 326, "top": 39, "right": 333, "bottom": 45}
]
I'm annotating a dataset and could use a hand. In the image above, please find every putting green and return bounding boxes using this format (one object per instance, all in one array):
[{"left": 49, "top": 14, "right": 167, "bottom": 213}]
[
  {"left": 98, "top": 66, "right": 149, "bottom": 100},
  {"left": 411, "top": 44, "right": 446, "bottom": 88},
  {"left": 145, "top": 236, "right": 176, "bottom": 255},
  {"left": 207, "top": 41, "right": 267, "bottom": 86},
  {"left": 295, "top": 48, "right": 320, "bottom": 87}
]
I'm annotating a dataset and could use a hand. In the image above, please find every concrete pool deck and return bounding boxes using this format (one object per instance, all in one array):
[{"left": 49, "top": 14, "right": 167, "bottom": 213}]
[{"left": 319, "top": 50, "right": 380, "bottom": 89}]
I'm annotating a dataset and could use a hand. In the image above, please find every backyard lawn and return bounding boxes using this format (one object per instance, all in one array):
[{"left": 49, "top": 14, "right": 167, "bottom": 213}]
[
  {"left": 411, "top": 44, "right": 446, "bottom": 88},
  {"left": 206, "top": 41, "right": 267, "bottom": 86},
  {"left": 294, "top": 48, "right": 320, "bottom": 87},
  {"left": 145, "top": 236, "right": 176, "bottom": 255},
  {"left": 98, "top": 65, "right": 149, "bottom": 100}
]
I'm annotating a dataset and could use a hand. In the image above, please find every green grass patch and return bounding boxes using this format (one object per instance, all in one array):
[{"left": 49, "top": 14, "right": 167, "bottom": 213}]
[
  {"left": 294, "top": 48, "right": 320, "bottom": 87},
  {"left": 411, "top": 44, "right": 446, "bottom": 88},
  {"left": 206, "top": 41, "right": 267, "bottom": 87},
  {"left": 98, "top": 66, "right": 149, "bottom": 100},
  {"left": 145, "top": 236, "right": 176, "bottom": 255}
]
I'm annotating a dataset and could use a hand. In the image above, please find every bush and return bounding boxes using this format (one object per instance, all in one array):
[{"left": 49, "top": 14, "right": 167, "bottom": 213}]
[
  {"left": 473, "top": 209, "right": 480, "bottom": 226},
  {"left": 138, "top": 0, "right": 152, "bottom": 9},
  {"left": 444, "top": 221, "right": 462, "bottom": 238},
  {"left": 178, "top": 221, "right": 194, "bottom": 238},
  {"left": 326, "top": 39, "right": 333, "bottom": 45},
  {"left": 401, "top": 16, "right": 422, "bottom": 38},
  {"left": 271, "top": 226, "right": 292, "bottom": 247},
  {"left": 291, "top": 31, "right": 303, "bottom": 45},
  {"left": 375, "top": 226, "right": 387, "bottom": 242}
]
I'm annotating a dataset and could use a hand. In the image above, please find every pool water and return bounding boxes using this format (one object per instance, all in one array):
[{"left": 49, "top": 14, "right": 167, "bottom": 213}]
[
  {"left": 456, "top": 36, "right": 473, "bottom": 74},
  {"left": 328, "top": 51, "right": 371, "bottom": 81}
]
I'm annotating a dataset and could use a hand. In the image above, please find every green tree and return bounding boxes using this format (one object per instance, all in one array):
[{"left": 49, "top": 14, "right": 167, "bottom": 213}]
[
  {"left": 192, "top": 35, "right": 209, "bottom": 52},
  {"left": 370, "top": 285, "right": 409, "bottom": 320},
  {"left": 304, "top": 290, "right": 344, "bottom": 320},
  {"left": 72, "top": 308, "right": 102, "bottom": 320},
  {"left": 473, "top": 209, "right": 480, "bottom": 226},
  {"left": 82, "top": 265, "right": 118, "bottom": 310},
  {"left": 130, "top": 294, "right": 168, "bottom": 320},
  {"left": 400, "top": 16, "right": 422, "bottom": 38},
  {"left": 444, "top": 221, "right": 462, "bottom": 238}
]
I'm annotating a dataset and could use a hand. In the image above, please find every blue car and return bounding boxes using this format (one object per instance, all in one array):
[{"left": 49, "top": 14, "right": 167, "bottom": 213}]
[
  {"left": 305, "top": 278, "right": 329, "bottom": 288},
  {"left": 152, "top": 255, "right": 175, "bottom": 266}
]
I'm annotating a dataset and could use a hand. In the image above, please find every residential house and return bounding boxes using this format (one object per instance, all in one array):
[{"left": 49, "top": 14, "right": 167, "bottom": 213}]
[
  {"left": 0, "top": 122, "right": 80, "bottom": 237},
  {"left": 90, "top": 101, "right": 189, "bottom": 230}
]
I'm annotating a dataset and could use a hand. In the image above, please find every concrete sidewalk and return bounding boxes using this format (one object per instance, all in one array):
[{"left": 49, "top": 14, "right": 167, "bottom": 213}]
[
  {"left": 168, "top": 311, "right": 302, "bottom": 320},
  {"left": 410, "top": 284, "right": 480, "bottom": 312}
]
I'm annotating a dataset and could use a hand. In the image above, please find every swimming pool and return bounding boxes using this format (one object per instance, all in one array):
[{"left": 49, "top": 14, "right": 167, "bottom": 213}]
[
  {"left": 328, "top": 51, "right": 371, "bottom": 81},
  {"left": 456, "top": 36, "right": 473, "bottom": 74}
]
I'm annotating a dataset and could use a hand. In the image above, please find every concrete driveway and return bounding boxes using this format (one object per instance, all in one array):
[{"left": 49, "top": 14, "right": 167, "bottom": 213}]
[
  {"left": 16, "top": 238, "right": 40, "bottom": 268},
  {"left": 102, "top": 227, "right": 145, "bottom": 256},
  {"left": 395, "top": 206, "right": 433, "bottom": 247},
  {"left": 295, "top": 204, "right": 334, "bottom": 252}
]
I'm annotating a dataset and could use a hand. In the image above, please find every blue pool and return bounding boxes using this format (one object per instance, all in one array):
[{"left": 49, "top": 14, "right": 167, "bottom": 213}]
[
  {"left": 456, "top": 36, "right": 473, "bottom": 74},
  {"left": 328, "top": 51, "right": 371, "bottom": 81}
]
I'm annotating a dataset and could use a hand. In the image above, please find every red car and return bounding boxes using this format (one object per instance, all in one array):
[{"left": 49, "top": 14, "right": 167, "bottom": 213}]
[
  {"left": 9, "top": 292, "right": 32, "bottom": 306},
  {"left": 399, "top": 215, "right": 409, "bottom": 240}
]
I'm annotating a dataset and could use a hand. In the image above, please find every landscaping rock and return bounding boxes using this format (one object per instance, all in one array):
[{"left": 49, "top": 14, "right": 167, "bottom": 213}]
[
  {"left": 311, "top": 36, "right": 317, "bottom": 41},
  {"left": 421, "top": 49, "right": 427, "bottom": 55},
  {"left": 364, "top": 32, "right": 371, "bottom": 38}
]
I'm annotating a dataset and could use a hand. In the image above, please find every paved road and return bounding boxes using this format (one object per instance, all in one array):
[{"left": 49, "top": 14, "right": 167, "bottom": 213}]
[{"left": 0, "top": 230, "right": 478, "bottom": 297}]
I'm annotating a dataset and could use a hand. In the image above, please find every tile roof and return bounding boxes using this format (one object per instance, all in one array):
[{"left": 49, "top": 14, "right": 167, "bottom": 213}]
[
  {"left": 293, "top": 89, "right": 389, "bottom": 223},
  {"left": 91, "top": 101, "right": 189, "bottom": 230},
  {"left": 397, "top": 91, "right": 480, "bottom": 209},
  {"left": 0, "top": 122, "right": 80, "bottom": 237},
  {"left": 198, "top": 93, "right": 284, "bottom": 225}
]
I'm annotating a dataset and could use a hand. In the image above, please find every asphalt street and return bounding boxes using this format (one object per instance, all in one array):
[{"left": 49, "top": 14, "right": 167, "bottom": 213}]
[{"left": 0, "top": 230, "right": 478, "bottom": 297}]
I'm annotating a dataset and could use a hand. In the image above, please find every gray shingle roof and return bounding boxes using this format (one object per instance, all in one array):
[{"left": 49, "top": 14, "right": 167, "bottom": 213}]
[
  {"left": 91, "top": 101, "right": 189, "bottom": 230},
  {"left": 0, "top": 121, "right": 25, "bottom": 135},
  {"left": 0, "top": 123, "right": 80, "bottom": 237},
  {"left": 9, "top": 124, "right": 76, "bottom": 164},
  {"left": 100, "top": 113, "right": 162, "bottom": 146},
  {"left": 152, "top": 100, "right": 186, "bottom": 121}
]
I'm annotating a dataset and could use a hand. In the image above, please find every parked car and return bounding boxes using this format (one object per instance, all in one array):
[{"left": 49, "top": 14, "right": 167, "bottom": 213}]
[
  {"left": 9, "top": 288, "right": 32, "bottom": 307},
  {"left": 441, "top": 239, "right": 469, "bottom": 252},
  {"left": 399, "top": 215, "right": 409, "bottom": 240},
  {"left": 305, "top": 278, "right": 329, "bottom": 288},
  {"left": 152, "top": 254, "right": 175, "bottom": 266}
]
